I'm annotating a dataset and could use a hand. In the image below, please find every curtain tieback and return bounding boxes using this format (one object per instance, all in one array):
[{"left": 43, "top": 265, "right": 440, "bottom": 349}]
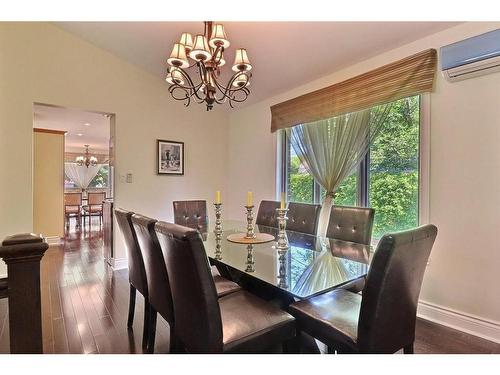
[{"left": 325, "top": 191, "right": 337, "bottom": 199}]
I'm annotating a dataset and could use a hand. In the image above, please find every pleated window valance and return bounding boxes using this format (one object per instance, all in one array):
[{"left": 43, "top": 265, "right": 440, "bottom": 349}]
[{"left": 270, "top": 49, "right": 437, "bottom": 132}]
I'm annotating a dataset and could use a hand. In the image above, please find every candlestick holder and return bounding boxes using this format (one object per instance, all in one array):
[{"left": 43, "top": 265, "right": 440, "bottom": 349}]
[
  {"left": 276, "top": 208, "right": 289, "bottom": 252},
  {"left": 214, "top": 237, "right": 223, "bottom": 260},
  {"left": 245, "top": 244, "right": 255, "bottom": 272},
  {"left": 213, "top": 203, "right": 223, "bottom": 237},
  {"left": 277, "top": 248, "right": 288, "bottom": 289},
  {"left": 244, "top": 205, "right": 256, "bottom": 239}
]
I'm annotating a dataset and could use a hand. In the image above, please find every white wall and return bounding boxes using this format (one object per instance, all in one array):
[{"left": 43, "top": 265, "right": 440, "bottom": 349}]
[
  {"left": 226, "top": 22, "right": 500, "bottom": 328},
  {"left": 0, "top": 22, "right": 229, "bottom": 274}
]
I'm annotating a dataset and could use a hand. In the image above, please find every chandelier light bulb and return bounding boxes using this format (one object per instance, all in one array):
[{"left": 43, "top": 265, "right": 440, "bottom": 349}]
[
  {"left": 167, "top": 43, "right": 189, "bottom": 68},
  {"left": 166, "top": 67, "right": 185, "bottom": 85},
  {"left": 189, "top": 35, "right": 212, "bottom": 61},
  {"left": 232, "top": 73, "right": 250, "bottom": 88},
  {"left": 209, "top": 24, "right": 230, "bottom": 49},
  {"left": 232, "top": 48, "right": 252, "bottom": 72},
  {"left": 179, "top": 33, "right": 194, "bottom": 52}
]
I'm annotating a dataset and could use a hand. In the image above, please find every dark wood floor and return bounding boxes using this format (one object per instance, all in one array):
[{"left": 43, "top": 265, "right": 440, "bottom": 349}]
[{"left": 1, "top": 218, "right": 499, "bottom": 354}]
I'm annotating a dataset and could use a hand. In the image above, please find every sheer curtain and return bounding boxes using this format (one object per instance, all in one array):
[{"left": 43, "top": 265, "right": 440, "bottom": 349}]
[
  {"left": 65, "top": 163, "right": 102, "bottom": 190},
  {"left": 286, "top": 105, "right": 390, "bottom": 236}
]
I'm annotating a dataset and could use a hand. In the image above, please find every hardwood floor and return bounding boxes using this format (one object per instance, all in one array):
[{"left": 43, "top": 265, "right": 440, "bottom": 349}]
[{"left": 0, "top": 218, "right": 499, "bottom": 354}]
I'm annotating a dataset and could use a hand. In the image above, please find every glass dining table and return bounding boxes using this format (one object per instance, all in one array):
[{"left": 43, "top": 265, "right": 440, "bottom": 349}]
[{"left": 203, "top": 220, "right": 374, "bottom": 302}]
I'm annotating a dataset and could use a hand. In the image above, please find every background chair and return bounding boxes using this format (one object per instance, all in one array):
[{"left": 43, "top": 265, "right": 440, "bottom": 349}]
[
  {"left": 289, "top": 224, "right": 438, "bottom": 354},
  {"left": 173, "top": 200, "right": 208, "bottom": 232},
  {"left": 287, "top": 202, "right": 321, "bottom": 235},
  {"left": 64, "top": 192, "right": 82, "bottom": 230},
  {"left": 327, "top": 205, "right": 375, "bottom": 245},
  {"left": 114, "top": 208, "right": 150, "bottom": 350},
  {"left": 256, "top": 200, "right": 280, "bottom": 228},
  {"left": 154, "top": 221, "right": 295, "bottom": 353},
  {"left": 83, "top": 191, "right": 106, "bottom": 229}
]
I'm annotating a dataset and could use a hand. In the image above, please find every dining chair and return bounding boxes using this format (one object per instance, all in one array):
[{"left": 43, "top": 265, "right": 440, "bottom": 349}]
[
  {"left": 114, "top": 208, "right": 150, "bottom": 350},
  {"left": 288, "top": 224, "right": 438, "bottom": 354},
  {"left": 83, "top": 191, "right": 106, "bottom": 229},
  {"left": 327, "top": 205, "right": 375, "bottom": 293},
  {"left": 256, "top": 200, "right": 280, "bottom": 228},
  {"left": 286, "top": 202, "right": 321, "bottom": 235},
  {"left": 173, "top": 200, "right": 208, "bottom": 232},
  {"left": 64, "top": 192, "right": 82, "bottom": 230},
  {"left": 154, "top": 221, "right": 296, "bottom": 353}
]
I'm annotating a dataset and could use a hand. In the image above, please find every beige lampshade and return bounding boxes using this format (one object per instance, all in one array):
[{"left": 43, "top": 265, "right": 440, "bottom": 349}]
[
  {"left": 179, "top": 33, "right": 194, "bottom": 52},
  {"left": 189, "top": 35, "right": 212, "bottom": 61},
  {"left": 213, "top": 49, "right": 226, "bottom": 67},
  {"left": 232, "top": 48, "right": 252, "bottom": 72},
  {"left": 165, "top": 67, "right": 185, "bottom": 85},
  {"left": 167, "top": 43, "right": 189, "bottom": 68},
  {"left": 232, "top": 73, "right": 250, "bottom": 88},
  {"left": 209, "top": 24, "right": 230, "bottom": 49}
]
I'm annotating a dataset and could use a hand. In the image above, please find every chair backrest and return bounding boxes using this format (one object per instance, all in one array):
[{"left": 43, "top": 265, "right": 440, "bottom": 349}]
[
  {"left": 155, "top": 221, "right": 223, "bottom": 353},
  {"left": 64, "top": 192, "right": 82, "bottom": 206},
  {"left": 131, "top": 214, "right": 174, "bottom": 324},
  {"left": 327, "top": 205, "right": 375, "bottom": 245},
  {"left": 173, "top": 200, "right": 208, "bottom": 232},
  {"left": 114, "top": 208, "right": 148, "bottom": 296},
  {"left": 287, "top": 202, "right": 321, "bottom": 235},
  {"left": 256, "top": 200, "right": 280, "bottom": 228},
  {"left": 88, "top": 192, "right": 106, "bottom": 205},
  {"left": 357, "top": 224, "right": 437, "bottom": 353}
]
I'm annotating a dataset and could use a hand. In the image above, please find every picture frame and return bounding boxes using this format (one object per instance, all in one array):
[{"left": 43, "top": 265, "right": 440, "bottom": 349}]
[{"left": 157, "top": 139, "right": 184, "bottom": 175}]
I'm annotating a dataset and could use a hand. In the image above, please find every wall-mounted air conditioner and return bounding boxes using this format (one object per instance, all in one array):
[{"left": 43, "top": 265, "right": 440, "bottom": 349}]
[{"left": 440, "top": 28, "right": 500, "bottom": 82}]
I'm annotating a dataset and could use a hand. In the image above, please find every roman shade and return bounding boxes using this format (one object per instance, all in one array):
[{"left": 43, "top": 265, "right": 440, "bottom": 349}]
[{"left": 270, "top": 49, "right": 437, "bottom": 132}]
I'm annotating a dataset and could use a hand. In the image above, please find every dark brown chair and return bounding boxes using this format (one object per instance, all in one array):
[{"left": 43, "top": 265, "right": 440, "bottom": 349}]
[
  {"left": 287, "top": 202, "right": 321, "bottom": 235},
  {"left": 289, "top": 224, "right": 437, "bottom": 354},
  {"left": 173, "top": 200, "right": 208, "bottom": 232},
  {"left": 64, "top": 192, "right": 82, "bottom": 229},
  {"left": 83, "top": 192, "right": 106, "bottom": 228},
  {"left": 327, "top": 205, "right": 375, "bottom": 245},
  {"left": 114, "top": 208, "right": 150, "bottom": 350},
  {"left": 256, "top": 200, "right": 280, "bottom": 228},
  {"left": 154, "top": 221, "right": 296, "bottom": 353}
]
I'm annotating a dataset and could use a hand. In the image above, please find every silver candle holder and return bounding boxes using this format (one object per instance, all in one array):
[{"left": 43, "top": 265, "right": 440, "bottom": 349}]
[
  {"left": 214, "top": 203, "right": 223, "bottom": 260},
  {"left": 245, "top": 244, "right": 255, "bottom": 272},
  {"left": 277, "top": 248, "right": 288, "bottom": 289},
  {"left": 215, "top": 237, "right": 223, "bottom": 260},
  {"left": 244, "top": 205, "right": 256, "bottom": 239},
  {"left": 276, "top": 208, "right": 289, "bottom": 252}
]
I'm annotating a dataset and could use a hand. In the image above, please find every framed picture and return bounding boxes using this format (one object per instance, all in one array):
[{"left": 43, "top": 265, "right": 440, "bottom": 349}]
[{"left": 157, "top": 139, "right": 184, "bottom": 175}]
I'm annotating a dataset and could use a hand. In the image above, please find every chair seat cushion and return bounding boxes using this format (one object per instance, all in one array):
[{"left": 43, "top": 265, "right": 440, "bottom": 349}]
[
  {"left": 83, "top": 205, "right": 103, "bottom": 212},
  {"left": 288, "top": 289, "right": 361, "bottom": 351},
  {"left": 220, "top": 290, "right": 295, "bottom": 353},
  {"left": 213, "top": 275, "right": 241, "bottom": 297},
  {"left": 65, "top": 206, "right": 80, "bottom": 214}
]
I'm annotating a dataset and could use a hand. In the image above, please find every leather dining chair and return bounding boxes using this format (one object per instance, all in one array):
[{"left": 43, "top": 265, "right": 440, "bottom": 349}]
[
  {"left": 64, "top": 192, "right": 82, "bottom": 230},
  {"left": 114, "top": 208, "right": 150, "bottom": 350},
  {"left": 327, "top": 205, "right": 375, "bottom": 293},
  {"left": 154, "top": 221, "right": 296, "bottom": 353},
  {"left": 256, "top": 200, "right": 281, "bottom": 228},
  {"left": 287, "top": 202, "right": 321, "bottom": 235},
  {"left": 173, "top": 200, "right": 208, "bottom": 232},
  {"left": 288, "top": 224, "right": 437, "bottom": 354}
]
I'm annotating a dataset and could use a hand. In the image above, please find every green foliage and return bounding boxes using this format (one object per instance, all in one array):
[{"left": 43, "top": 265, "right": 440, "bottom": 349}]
[
  {"left": 287, "top": 95, "right": 420, "bottom": 239},
  {"left": 89, "top": 165, "right": 109, "bottom": 188}
]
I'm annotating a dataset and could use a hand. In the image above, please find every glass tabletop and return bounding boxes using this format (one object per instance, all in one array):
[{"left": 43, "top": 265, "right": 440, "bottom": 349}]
[{"left": 203, "top": 220, "right": 374, "bottom": 300}]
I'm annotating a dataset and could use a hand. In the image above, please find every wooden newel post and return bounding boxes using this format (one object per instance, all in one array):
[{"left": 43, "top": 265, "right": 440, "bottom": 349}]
[{"left": 0, "top": 233, "right": 48, "bottom": 353}]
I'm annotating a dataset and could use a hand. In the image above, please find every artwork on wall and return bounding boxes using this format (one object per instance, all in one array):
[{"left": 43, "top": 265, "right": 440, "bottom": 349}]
[{"left": 157, "top": 139, "right": 184, "bottom": 175}]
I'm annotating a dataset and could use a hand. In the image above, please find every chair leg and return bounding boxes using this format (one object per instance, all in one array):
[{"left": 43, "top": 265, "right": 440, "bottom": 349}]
[
  {"left": 142, "top": 298, "right": 150, "bottom": 350},
  {"left": 403, "top": 343, "right": 414, "bottom": 354},
  {"left": 147, "top": 308, "right": 158, "bottom": 354},
  {"left": 127, "top": 285, "right": 136, "bottom": 328}
]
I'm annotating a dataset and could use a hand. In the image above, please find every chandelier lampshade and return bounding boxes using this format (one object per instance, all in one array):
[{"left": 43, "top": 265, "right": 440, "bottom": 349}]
[
  {"left": 232, "top": 48, "right": 252, "bottom": 72},
  {"left": 76, "top": 145, "right": 98, "bottom": 168},
  {"left": 167, "top": 43, "right": 189, "bottom": 68},
  {"left": 209, "top": 24, "right": 230, "bottom": 49},
  {"left": 164, "top": 21, "right": 253, "bottom": 110}
]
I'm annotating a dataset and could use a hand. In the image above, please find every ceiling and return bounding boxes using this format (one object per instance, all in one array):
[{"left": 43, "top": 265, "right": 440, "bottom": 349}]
[
  {"left": 55, "top": 22, "right": 461, "bottom": 107},
  {"left": 33, "top": 104, "right": 110, "bottom": 153}
]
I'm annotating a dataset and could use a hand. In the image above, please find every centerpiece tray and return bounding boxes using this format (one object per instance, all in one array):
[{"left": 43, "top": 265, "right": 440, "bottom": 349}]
[{"left": 226, "top": 232, "right": 275, "bottom": 244}]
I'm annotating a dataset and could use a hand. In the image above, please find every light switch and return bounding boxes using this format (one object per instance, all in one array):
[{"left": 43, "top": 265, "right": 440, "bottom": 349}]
[{"left": 126, "top": 173, "right": 133, "bottom": 183}]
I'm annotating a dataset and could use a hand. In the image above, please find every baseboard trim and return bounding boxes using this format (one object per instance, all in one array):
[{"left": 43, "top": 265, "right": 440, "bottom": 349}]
[
  {"left": 45, "top": 236, "right": 62, "bottom": 246},
  {"left": 417, "top": 300, "right": 500, "bottom": 344},
  {"left": 110, "top": 258, "right": 128, "bottom": 271}
]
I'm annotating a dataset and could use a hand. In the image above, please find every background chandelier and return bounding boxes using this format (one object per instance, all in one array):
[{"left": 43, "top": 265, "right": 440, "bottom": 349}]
[
  {"left": 166, "top": 21, "right": 252, "bottom": 110},
  {"left": 76, "top": 145, "right": 98, "bottom": 168}
]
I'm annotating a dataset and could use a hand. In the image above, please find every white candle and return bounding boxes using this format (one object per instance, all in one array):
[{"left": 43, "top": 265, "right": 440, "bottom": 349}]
[
  {"left": 247, "top": 191, "right": 253, "bottom": 207},
  {"left": 215, "top": 190, "right": 221, "bottom": 204},
  {"left": 280, "top": 192, "right": 286, "bottom": 209}
]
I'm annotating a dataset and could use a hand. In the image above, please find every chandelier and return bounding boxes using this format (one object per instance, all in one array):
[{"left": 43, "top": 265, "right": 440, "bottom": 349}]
[
  {"left": 165, "top": 21, "right": 252, "bottom": 111},
  {"left": 76, "top": 145, "right": 98, "bottom": 168}
]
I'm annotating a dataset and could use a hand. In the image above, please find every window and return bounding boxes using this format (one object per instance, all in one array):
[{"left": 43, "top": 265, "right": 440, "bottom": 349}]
[
  {"left": 281, "top": 95, "right": 421, "bottom": 238},
  {"left": 88, "top": 165, "right": 110, "bottom": 188}
]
